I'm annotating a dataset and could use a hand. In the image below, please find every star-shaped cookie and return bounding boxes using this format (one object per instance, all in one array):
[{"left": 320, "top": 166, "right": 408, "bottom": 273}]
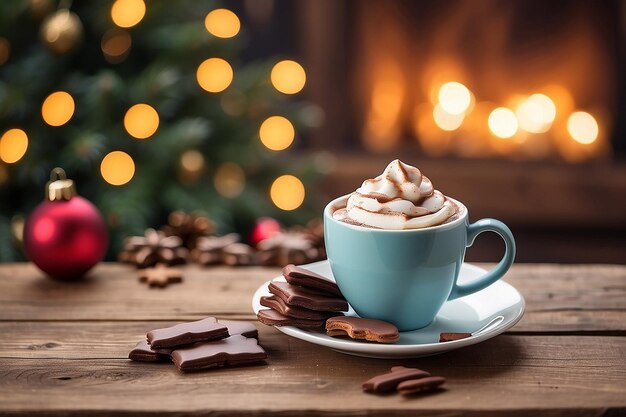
[{"left": 138, "top": 264, "right": 183, "bottom": 288}]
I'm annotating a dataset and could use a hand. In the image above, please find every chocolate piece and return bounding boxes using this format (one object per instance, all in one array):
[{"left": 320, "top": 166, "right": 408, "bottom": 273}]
[
  {"left": 147, "top": 317, "right": 229, "bottom": 349},
  {"left": 257, "top": 308, "right": 325, "bottom": 328},
  {"left": 128, "top": 340, "right": 170, "bottom": 362},
  {"left": 282, "top": 264, "right": 342, "bottom": 297},
  {"left": 218, "top": 320, "right": 259, "bottom": 339},
  {"left": 268, "top": 281, "right": 348, "bottom": 312},
  {"left": 397, "top": 376, "right": 446, "bottom": 395},
  {"left": 326, "top": 316, "right": 400, "bottom": 343},
  {"left": 171, "top": 335, "right": 267, "bottom": 372},
  {"left": 138, "top": 264, "right": 183, "bottom": 288},
  {"left": 439, "top": 332, "right": 472, "bottom": 342},
  {"left": 260, "top": 295, "right": 340, "bottom": 320},
  {"left": 362, "top": 366, "right": 431, "bottom": 393}
]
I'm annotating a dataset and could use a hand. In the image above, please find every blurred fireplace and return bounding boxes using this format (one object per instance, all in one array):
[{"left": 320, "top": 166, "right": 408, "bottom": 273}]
[{"left": 292, "top": 0, "right": 626, "bottom": 263}]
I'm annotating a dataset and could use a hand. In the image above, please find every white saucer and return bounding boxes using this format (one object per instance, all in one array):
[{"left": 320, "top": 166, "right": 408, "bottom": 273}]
[{"left": 252, "top": 260, "right": 525, "bottom": 359}]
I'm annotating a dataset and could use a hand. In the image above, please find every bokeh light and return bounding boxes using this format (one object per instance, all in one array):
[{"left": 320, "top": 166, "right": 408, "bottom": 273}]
[
  {"left": 488, "top": 107, "right": 518, "bottom": 139},
  {"left": 259, "top": 116, "right": 295, "bottom": 151},
  {"left": 516, "top": 94, "right": 556, "bottom": 133},
  {"left": 0, "top": 129, "right": 28, "bottom": 164},
  {"left": 204, "top": 9, "right": 240, "bottom": 38},
  {"left": 270, "top": 175, "right": 305, "bottom": 211},
  {"left": 438, "top": 82, "right": 471, "bottom": 115},
  {"left": 111, "top": 0, "right": 146, "bottom": 28},
  {"left": 196, "top": 58, "right": 233, "bottom": 93},
  {"left": 180, "top": 150, "right": 204, "bottom": 174},
  {"left": 101, "top": 28, "right": 132, "bottom": 64},
  {"left": 0, "top": 37, "right": 10, "bottom": 66},
  {"left": 41, "top": 91, "right": 75, "bottom": 127},
  {"left": 179, "top": 150, "right": 204, "bottom": 183},
  {"left": 214, "top": 162, "right": 245, "bottom": 198},
  {"left": 271, "top": 60, "right": 306, "bottom": 94},
  {"left": 567, "top": 111, "right": 599, "bottom": 145},
  {"left": 432, "top": 104, "right": 464, "bottom": 131},
  {"left": 100, "top": 151, "right": 135, "bottom": 185},
  {"left": 124, "top": 103, "right": 159, "bottom": 139}
]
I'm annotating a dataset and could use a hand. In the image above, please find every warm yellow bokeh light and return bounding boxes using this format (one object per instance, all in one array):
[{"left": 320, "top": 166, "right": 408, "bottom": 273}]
[
  {"left": 271, "top": 60, "right": 306, "bottom": 94},
  {"left": 41, "top": 91, "right": 75, "bottom": 127},
  {"left": 567, "top": 111, "right": 599, "bottom": 145},
  {"left": 111, "top": 0, "right": 146, "bottom": 28},
  {"left": 180, "top": 150, "right": 204, "bottom": 173},
  {"left": 214, "top": 162, "right": 245, "bottom": 198},
  {"left": 259, "top": 116, "right": 295, "bottom": 151},
  {"left": 0, "top": 129, "right": 28, "bottom": 164},
  {"left": 124, "top": 103, "right": 159, "bottom": 139},
  {"left": 100, "top": 151, "right": 135, "bottom": 186},
  {"left": 516, "top": 94, "right": 556, "bottom": 133},
  {"left": 432, "top": 104, "right": 464, "bottom": 131},
  {"left": 204, "top": 9, "right": 240, "bottom": 38},
  {"left": 270, "top": 175, "right": 305, "bottom": 211},
  {"left": 196, "top": 58, "right": 233, "bottom": 93},
  {"left": 438, "top": 82, "right": 471, "bottom": 115},
  {"left": 488, "top": 107, "right": 518, "bottom": 139},
  {"left": 101, "top": 28, "right": 132, "bottom": 64}
]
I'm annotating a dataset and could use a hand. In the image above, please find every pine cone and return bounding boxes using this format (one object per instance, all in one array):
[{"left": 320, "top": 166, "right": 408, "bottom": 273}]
[
  {"left": 288, "top": 218, "right": 325, "bottom": 261},
  {"left": 190, "top": 233, "right": 240, "bottom": 266},
  {"left": 161, "top": 210, "right": 214, "bottom": 249},
  {"left": 221, "top": 242, "right": 256, "bottom": 266},
  {"left": 119, "top": 228, "right": 188, "bottom": 268},
  {"left": 256, "top": 231, "right": 321, "bottom": 266}
]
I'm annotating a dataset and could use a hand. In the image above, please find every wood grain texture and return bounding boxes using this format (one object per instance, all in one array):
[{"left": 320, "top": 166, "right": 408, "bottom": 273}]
[
  {"left": 0, "top": 263, "right": 625, "bottom": 416},
  {"left": 0, "top": 323, "right": 625, "bottom": 416},
  {"left": 0, "top": 263, "right": 625, "bottom": 333}
]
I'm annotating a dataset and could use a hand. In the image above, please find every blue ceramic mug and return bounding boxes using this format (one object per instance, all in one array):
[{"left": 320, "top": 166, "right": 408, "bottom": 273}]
[{"left": 324, "top": 195, "right": 516, "bottom": 331}]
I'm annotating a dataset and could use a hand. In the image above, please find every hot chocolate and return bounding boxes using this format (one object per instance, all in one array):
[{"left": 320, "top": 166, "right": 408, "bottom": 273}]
[{"left": 332, "top": 160, "right": 460, "bottom": 230}]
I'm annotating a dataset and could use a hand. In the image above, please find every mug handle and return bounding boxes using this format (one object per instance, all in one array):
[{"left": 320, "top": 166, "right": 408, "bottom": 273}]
[{"left": 448, "top": 219, "right": 516, "bottom": 300}]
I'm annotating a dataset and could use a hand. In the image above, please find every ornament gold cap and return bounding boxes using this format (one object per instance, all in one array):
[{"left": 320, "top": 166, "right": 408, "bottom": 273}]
[{"left": 46, "top": 167, "right": 76, "bottom": 201}]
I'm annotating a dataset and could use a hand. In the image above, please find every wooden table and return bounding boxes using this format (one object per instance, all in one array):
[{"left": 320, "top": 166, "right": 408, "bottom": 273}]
[{"left": 0, "top": 263, "right": 625, "bottom": 416}]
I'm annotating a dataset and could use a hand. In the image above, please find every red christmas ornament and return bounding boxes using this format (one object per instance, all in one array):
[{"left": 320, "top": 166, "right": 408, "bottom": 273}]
[
  {"left": 24, "top": 168, "right": 108, "bottom": 280},
  {"left": 249, "top": 217, "right": 281, "bottom": 246}
]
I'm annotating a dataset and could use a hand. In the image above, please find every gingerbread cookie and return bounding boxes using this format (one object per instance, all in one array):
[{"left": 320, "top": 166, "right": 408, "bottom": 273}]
[
  {"left": 138, "top": 264, "right": 183, "bottom": 288},
  {"left": 326, "top": 316, "right": 400, "bottom": 343}
]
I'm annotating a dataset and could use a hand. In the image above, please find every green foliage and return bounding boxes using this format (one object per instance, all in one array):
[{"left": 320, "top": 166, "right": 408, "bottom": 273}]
[{"left": 0, "top": 0, "right": 319, "bottom": 261}]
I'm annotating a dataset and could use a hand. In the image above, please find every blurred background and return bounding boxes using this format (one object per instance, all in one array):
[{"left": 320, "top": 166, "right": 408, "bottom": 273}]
[{"left": 0, "top": 0, "right": 624, "bottom": 264}]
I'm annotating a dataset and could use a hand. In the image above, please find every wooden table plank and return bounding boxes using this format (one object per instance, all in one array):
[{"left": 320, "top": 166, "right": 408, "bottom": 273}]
[
  {"left": 0, "top": 324, "right": 624, "bottom": 416},
  {"left": 0, "top": 263, "right": 625, "bottom": 334},
  {"left": 1, "top": 263, "right": 625, "bottom": 416}
]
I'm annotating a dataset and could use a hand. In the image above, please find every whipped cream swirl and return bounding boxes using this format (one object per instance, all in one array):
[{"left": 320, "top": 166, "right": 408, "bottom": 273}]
[{"left": 333, "top": 160, "right": 458, "bottom": 230}]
